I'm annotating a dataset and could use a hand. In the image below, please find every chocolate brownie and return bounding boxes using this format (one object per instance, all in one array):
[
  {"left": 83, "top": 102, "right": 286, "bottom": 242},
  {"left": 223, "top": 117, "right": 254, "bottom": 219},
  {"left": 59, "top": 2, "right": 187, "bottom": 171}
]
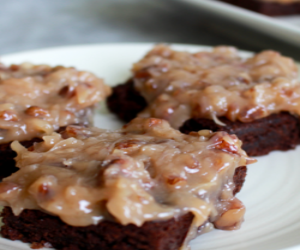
[
  {"left": 107, "top": 45, "right": 300, "bottom": 157},
  {"left": 0, "top": 62, "right": 111, "bottom": 179},
  {"left": 219, "top": 0, "right": 300, "bottom": 16},
  {"left": 0, "top": 166, "right": 247, "bottom": 250},
  {"left": 180, "top": 112, "right": 300, "bottom": 156},
  {"left": 107, "top": 80, "right": 300, "bottom": 157},
  {"left": 0, "top": 119, "right": 254, "bottom": 250}
]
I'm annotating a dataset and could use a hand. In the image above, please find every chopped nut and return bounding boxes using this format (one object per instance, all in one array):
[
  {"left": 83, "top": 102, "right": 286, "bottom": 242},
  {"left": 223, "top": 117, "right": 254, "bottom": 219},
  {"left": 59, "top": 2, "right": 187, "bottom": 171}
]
[
  {"left": 115, "top": 140, "right": 140, "bottom": 149},
  {"left": 211, "top": 139, "right": 238, "bottom": 154},
  {"left": 38, "top": 184, "right": 49, "bottom": 195},
  {"left": 52, "top": 66, "right": 65, "bottom": 72},
  {"left": 148, "top": 118, "right": 162, "bottom": 127},
  {"left": 59, "top": 86, "right": 75, "bottom": 98},
  {"left": 25, "top": 106, "right": 50, "bottom": 118},
  {"left": 198, "top": 130, "right": 213, "bottom": 137},
  {"left": 188, "top": 131, "right": 199, "bottom": 136},
  {"left": 134, "top": 70, "right": 151, "bottom": 80},
  {"left": 167, "top": 176, "right": 186, "bottom": 185},
  {"left": 62, "top": 126, "right": 90, "bottom": 139},
  {"left": 214, "top": 198, "right": 245, "bottom": 230},
  {"left": 0, "top": 110, "right": 18, "bottom": 121},
  {"left": 9, "top": 64, "right": 19, "bottom": 71}
]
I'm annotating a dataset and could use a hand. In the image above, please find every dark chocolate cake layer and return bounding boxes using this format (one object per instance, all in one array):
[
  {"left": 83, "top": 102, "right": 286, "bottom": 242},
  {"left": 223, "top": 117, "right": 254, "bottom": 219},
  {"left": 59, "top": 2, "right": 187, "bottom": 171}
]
[
  {"left": 0, "top": 126, "right": 74, "bottom": 180},
  {"left": 1, "top": 207, "right": 193, "bottom": 250},
  {"left": 107, "top": 79, "right": 147, "bottom": 122},
  {"left": 0, "top": 138, "right": 42, "bottom": 180},
  {"left": 0, "top": 166, "right": 246, "bottom": 250},
  {"left": 233, "top": 166, "right": 247, "bottom": 195},
  {"left": 219, "top": 0, "right": 300, "bottom": 16},
  {"left": 180, "top": 112, "right": 300, "bottom": 157}
]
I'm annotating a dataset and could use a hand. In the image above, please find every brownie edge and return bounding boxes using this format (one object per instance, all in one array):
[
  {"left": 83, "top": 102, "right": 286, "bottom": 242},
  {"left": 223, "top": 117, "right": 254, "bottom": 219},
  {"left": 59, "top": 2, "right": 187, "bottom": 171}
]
[
  {"left": 180, "top": 112, "right": 300, "bottom": 156},
  {"left": 1, "top": 207, "right": 194, "bottom": 250},
  {"left": 107, "top": 79, "right": 147, "bottom": 122}
]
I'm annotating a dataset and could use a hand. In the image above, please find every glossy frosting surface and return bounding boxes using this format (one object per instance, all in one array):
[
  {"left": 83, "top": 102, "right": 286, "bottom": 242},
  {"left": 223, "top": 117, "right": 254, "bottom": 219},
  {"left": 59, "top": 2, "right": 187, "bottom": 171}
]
[{"left": 0, "top": 63, "right": 111, "bottom": 143}]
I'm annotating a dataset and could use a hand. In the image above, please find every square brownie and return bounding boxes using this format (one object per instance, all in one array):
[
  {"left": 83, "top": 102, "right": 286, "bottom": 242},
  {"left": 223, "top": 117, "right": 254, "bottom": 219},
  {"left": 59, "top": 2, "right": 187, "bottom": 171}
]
[
  {"left": 0, "top": 62, "right": 111, "bottom": 179},
  {"left": 107, "top": 45, "right": 300, "bottom": 156},
  {"left": 0, "top": 118, "right": 254, "bottom": 249}
]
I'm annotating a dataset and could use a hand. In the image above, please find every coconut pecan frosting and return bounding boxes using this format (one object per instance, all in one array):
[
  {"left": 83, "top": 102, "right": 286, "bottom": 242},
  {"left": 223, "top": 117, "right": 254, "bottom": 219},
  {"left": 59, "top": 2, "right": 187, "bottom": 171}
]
[{"left": 0, "top": 63, "right": 111, "bottom": 143}]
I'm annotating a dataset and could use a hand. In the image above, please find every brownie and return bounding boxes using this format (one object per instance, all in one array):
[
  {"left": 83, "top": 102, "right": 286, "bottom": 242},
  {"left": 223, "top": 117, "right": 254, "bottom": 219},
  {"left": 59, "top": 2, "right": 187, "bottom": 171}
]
[
  {"left": 0, "top": 62, "right": 111, "bottom": 180},
  {"left": 0, "top": 118, "right": 250, "bottom": 250},
  {"left": 180, "top": 112, "right": 300, "bottom": 157},
  {"left": 1, "top": 166, "right": 246, "bottom": 250},
  {"left": 219, "top": 0, "right": 300, "bottom": 16},
  {"left": 107, "top": 80, "right": 300, "bottom": 157}
]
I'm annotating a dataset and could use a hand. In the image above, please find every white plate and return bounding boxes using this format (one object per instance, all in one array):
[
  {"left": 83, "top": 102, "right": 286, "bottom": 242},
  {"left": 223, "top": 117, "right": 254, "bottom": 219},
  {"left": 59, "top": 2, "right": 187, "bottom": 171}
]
[
  {"left": 277, "top": 16, "right": 300, "bottom": 28},
  {"left": 172, "top": 0, "right": 300, "bottom": 47},
  {"left": 1, "top": 43, "right": 300, "bottom": 250}
]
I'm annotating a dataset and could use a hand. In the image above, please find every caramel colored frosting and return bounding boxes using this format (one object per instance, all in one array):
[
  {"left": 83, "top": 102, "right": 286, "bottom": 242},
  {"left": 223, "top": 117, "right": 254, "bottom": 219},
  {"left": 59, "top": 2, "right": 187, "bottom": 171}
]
[
  {"left": 0, "top": 118, "right": 255, "bottom": 230},
  {"left": 0, "top": 63, "right": 111, "bottom": 143},
  {"left": 133, "top": 45, "right": 299, "bottom": 128}
]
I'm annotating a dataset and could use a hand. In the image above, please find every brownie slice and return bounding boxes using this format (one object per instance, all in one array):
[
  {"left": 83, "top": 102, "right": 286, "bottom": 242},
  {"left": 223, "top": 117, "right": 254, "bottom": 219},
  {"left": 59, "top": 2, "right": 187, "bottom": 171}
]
[
  {"left": 1, "top": 166, "right": 246, "bottom": 250},
  {"left": 180, "top": 113, "right": 300, "bottom": 157},
  {"left": 107, "top": 80, "right": 300, "bottom": 157},
  {"left": 0, "top": 119, "right": 249, "bottom": 250},
  {"left": 219, "top": 0, "right": 300, "bottom": 16}
]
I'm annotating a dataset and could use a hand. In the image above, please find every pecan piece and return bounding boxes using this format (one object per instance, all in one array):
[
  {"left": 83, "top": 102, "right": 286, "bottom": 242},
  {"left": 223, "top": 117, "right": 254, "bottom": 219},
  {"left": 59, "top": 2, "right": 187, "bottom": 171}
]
[
  {"left": 25, "top": 106, "right": 50, "bottom": 118},
  {"left": 211, "top": 139, "right": 238, "bottom": 154},
  {"left": 59, "top": 86, "right": 75, "bottom": 98},
  {"left": 0, "top": 110, "right": 18, "bottom": 121}
]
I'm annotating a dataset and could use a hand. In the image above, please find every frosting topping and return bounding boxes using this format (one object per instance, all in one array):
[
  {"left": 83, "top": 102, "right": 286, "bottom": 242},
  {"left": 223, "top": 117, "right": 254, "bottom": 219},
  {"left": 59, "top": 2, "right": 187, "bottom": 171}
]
[{"left": 133, "top": 45, "right": 299, "bottom": 128}]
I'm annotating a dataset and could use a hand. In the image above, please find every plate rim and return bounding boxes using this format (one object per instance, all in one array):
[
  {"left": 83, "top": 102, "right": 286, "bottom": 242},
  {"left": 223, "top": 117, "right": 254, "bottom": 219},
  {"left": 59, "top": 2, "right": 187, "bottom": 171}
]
[{"left": 0, "top": 42, "right": 253, "bottom": 62}]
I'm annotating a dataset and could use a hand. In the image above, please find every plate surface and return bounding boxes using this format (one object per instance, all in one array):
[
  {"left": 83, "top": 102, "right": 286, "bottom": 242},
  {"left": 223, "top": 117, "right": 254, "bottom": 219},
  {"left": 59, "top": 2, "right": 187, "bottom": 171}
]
[
  {"left": 1, "top": 43, "right": 300, "bottom": 250},
  {"left": 172, "top": 0, "right": 300, "bottom": 47}
]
